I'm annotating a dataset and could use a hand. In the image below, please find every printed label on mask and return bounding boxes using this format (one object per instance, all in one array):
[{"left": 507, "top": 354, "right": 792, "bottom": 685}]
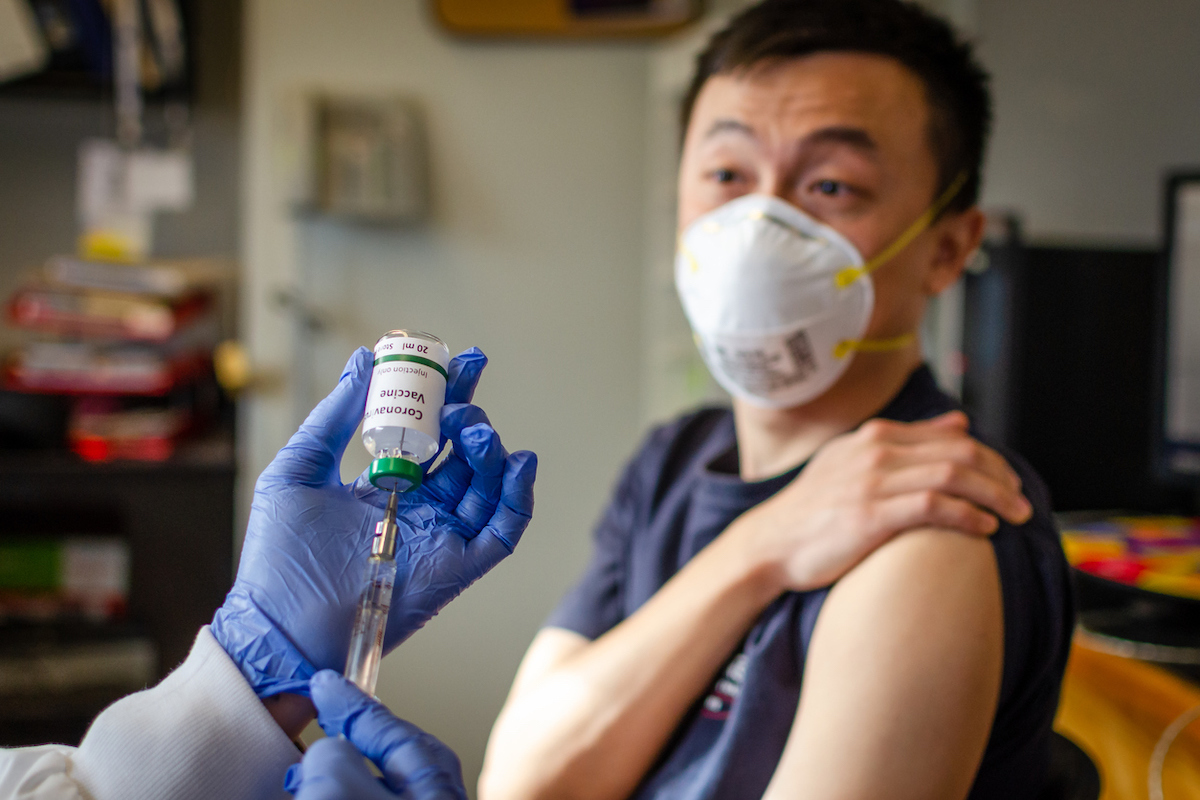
[
  {"left": 708, "top": 329, "right": 819, "bottom": 395},
  {"left": 364, "top": 340, "right": 448, "bottom": 444}
]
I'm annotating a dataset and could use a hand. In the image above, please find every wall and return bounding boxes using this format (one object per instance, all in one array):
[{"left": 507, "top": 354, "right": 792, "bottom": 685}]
[
  {"left": 976, "top": 0, "right": 1200, "bottom": 244},
  {"left": 240, "top": 1, "right": 651, "bottom": 790}
]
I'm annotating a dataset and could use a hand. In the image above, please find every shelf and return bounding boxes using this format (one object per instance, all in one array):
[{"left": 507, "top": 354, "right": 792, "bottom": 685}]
[
  {"left": 0, "top": 429, "right": 234, "bottom": 477},
  {"left": 0, "top": 440, "right": 236, "bottom": 677}
]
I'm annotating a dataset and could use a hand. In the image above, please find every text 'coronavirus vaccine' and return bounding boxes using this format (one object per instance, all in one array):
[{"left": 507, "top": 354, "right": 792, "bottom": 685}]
[{"left": 361, "top": 329, "right": 450, "bottom": 492}]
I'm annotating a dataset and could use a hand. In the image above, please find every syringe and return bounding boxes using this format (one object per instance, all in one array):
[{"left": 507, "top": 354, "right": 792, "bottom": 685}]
[{"left": 344, "top": 489, "right": 399, "bottom": 696}]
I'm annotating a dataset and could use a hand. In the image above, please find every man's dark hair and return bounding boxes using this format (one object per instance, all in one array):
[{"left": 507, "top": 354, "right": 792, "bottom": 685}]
[{"left": 681, "top": 0, "right": 991, "bottom": 213}]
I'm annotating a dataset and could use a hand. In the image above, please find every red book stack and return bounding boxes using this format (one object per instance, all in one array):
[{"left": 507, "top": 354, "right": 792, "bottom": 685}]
[{"left": 4, "top": 256, "right": 227, "bottom": 461}]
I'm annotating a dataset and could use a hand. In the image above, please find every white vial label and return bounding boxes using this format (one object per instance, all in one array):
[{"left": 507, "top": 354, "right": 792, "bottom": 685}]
[{"left": 363, "top": 339, "right": 448, "bottom": 448}]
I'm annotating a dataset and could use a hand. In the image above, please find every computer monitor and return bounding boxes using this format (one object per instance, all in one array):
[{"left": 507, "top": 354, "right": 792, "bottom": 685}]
[
  {"left": 1158, "top": 173, "right": 1200, "bottom": 479},
  {"left": 961, "top": 242, "right": 1185, "bottom": 512}
]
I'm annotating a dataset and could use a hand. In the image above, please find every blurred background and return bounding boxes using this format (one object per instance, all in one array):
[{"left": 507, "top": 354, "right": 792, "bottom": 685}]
[{"left": 1, "top": 0, "right": 1199, "bottom": 796}]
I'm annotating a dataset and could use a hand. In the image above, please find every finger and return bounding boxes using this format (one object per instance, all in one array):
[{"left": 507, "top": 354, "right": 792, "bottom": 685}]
[
  {"left": 412, "top": 404, "right": 494, "bottom": 506},
  {"left": 439, "top": 404, "right": 493, "bottom": 453},
  {"left": 380, "top": 734, "right": 466, "bottom": 800},
  {"left": 854, "top": 413, "right": 969, "bottom": 446},
  {"left": 445, "top": 348, "right": 487, "bottom": 406},
  {"left": 312, "top": 669, "right": 428, "bottom": 789},
  {"left": 350, "top": 405, "right": 496, "bottom": 509},
  {"left": 453, "top": 423, "right": 508, "bottom": 535},
  {"left": 883, "top": 436, "right": 1022, "bottom": 492},
  {"left": 259, "top": 347, "right": 373, "bottom": 489},
  {"left": 469, "top": 451, "right": 537, "bottom": 559},
  {"left": 875, "top": 462, "right": 1033, "bottom": 524},
  {"left": 310, "top": 671, "right": 464, "bottom": 797},
  {"left": 397, "top": 751, "right": 468, "bottom": 800},
  {"left": 872, "top": 490, "right": 1000, "bottom": 538},
  {"left": 312, "top": 670, "right": 420, "bottom": 754},
  {"left": 286, "top": 737, "right": 390, "bottom": 800},
  {"left": 354, "top": 404, "right": 494, "bottom": 506},
  {"left": 924, "top": 410, "right": 970, "bottom": 429}
]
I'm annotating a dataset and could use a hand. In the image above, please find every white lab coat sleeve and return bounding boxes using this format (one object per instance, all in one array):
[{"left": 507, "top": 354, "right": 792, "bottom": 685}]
[{"left": 0, "top": 626, "right": 301, "bottom": 800}]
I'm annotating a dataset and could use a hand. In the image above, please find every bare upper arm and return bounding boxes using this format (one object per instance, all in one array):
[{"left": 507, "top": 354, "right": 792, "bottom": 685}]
[{"left": 763, "top": 527, "right": 1003, "bottom": 800}]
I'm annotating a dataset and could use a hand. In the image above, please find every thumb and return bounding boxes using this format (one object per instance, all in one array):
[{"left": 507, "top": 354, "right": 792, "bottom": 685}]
[
  {"left": 285, "top": 737, "right": 390, "bottom": 799},
  {"left": 258, "top": 348, "right": 372, "bottom": 488},
  {"left": 310, "top": 671, "right": 466, "bottom": 798}
]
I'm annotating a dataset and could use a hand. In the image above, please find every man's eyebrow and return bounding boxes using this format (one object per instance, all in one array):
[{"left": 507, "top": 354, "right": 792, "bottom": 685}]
[
  {"left": 801, "top": 126, "right": 878, "bottom": 154},
  {"left": 701, "top": 121, "right": 878, "bottom": 156},
  {"left": 703, "top": 119, "right": 756, "bottom": 140}
]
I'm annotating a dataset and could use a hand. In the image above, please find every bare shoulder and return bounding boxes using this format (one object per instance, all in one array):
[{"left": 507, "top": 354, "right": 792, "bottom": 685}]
[
  {"left": 809, "top": 526, "right": 1003, "bottom": 697},
  {"left": 763, "top": 529, "right": 1004, "bottom": 800},
  {"left": 833, "top": 526, "right": 1000, "bottom": 609},
  {"left": 813, "top": 526, "right": 1003, "bottom": 673}
]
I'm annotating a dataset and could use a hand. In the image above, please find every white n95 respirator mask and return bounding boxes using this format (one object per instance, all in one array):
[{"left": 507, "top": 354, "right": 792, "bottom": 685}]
[
  {"left": 676, "top": 193, "right": 888, "bottom": 409},
  {"left": 675, "top": 175, "right": 968, "bottom": 409}
]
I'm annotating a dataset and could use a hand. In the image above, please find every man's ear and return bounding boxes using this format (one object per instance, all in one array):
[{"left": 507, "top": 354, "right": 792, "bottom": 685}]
[{"left": 925, "top": 206, "right": 985, "bottom": 296}]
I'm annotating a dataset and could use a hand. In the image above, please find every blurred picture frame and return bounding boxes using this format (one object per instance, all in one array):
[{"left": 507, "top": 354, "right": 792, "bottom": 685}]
[{"left": 433, "top": 0, "right": 704, "bottom": 38}]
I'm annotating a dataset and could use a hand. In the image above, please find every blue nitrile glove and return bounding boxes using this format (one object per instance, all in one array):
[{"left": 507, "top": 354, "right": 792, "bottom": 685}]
[
  {"left": 211, "top": 347, "right": 538, "bottom": 698},
  {"left": 283, "top": 670, "right": 466, "bottom": 800}
]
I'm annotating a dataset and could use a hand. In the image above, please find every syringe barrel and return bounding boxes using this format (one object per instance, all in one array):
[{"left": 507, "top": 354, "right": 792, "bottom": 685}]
[{"left": 344, "top": 554, "right": 397, "bottom": 696}]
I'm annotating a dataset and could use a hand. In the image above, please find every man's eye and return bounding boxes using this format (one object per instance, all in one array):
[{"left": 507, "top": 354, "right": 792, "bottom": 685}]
[
  {"left": 813, "top": 179, "right": 847, "bottom": 196},
  {"left": 709, "top": 168, "right": 739, "bottom": 184}
]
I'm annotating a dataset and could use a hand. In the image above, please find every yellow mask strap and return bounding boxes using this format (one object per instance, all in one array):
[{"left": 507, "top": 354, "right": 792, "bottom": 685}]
[
  {"left": 680, "top": 240, "right": 701, "bottom": 273},
  {"left": 834, "top": 170, "right": 970, "bottom": 290},
  {"left": 833, "top": 332, "right": 916, "bottom": 360}
]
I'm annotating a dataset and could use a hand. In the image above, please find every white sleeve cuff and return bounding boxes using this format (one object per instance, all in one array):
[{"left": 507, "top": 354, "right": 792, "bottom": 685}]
[{"left": 69, "top": 625, "right": 301, "bottom": 800}]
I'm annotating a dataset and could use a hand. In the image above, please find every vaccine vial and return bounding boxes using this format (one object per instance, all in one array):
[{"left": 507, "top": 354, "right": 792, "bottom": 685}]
[{"left": 361, "top": 329, "right": 450, "bottom": 492}]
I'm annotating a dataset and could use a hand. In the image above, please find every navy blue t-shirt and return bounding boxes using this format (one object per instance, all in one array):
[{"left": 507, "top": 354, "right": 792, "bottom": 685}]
[{"left": 546, "top": 365, "right": 1074, "bottom": 799}]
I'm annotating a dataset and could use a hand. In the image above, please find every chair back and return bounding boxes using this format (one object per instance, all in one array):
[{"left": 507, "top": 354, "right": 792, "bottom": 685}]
[{"left": 1039, "top": 731, "right": 1101, "bottom": 800}]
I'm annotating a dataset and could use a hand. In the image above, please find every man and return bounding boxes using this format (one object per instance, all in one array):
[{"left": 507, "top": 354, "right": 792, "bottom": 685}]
[
  {"left": 479, "top": 1, "right": 1072, "bottom": 799},
  {"left": 0, "top": 347, "right": 537, "bottom": 800}
]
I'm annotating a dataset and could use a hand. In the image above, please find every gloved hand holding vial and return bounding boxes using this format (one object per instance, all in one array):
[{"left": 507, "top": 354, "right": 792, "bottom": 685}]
[{"left": 211, "top": 341, "right": 537, "bottom": 706}]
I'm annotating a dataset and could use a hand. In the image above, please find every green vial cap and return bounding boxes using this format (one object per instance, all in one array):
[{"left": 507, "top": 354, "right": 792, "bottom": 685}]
[{"left": 369, "top": 457, "right": 423, "bottom": 492}]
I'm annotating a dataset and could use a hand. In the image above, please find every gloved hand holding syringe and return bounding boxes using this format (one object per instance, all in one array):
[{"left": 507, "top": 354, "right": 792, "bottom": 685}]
[{"left": 347, "top": 330, "right": 452, "bottom": 696}]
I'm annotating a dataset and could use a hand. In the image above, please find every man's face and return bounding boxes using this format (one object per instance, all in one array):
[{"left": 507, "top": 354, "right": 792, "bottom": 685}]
[{"left": 678, "top": 52, "right": 975, "bottom": 338}]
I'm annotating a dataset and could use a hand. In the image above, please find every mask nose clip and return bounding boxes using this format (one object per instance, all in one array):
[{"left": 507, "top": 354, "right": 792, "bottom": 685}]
[{"left": 835, "top": 266, "right": 864, "bottom": 289}]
